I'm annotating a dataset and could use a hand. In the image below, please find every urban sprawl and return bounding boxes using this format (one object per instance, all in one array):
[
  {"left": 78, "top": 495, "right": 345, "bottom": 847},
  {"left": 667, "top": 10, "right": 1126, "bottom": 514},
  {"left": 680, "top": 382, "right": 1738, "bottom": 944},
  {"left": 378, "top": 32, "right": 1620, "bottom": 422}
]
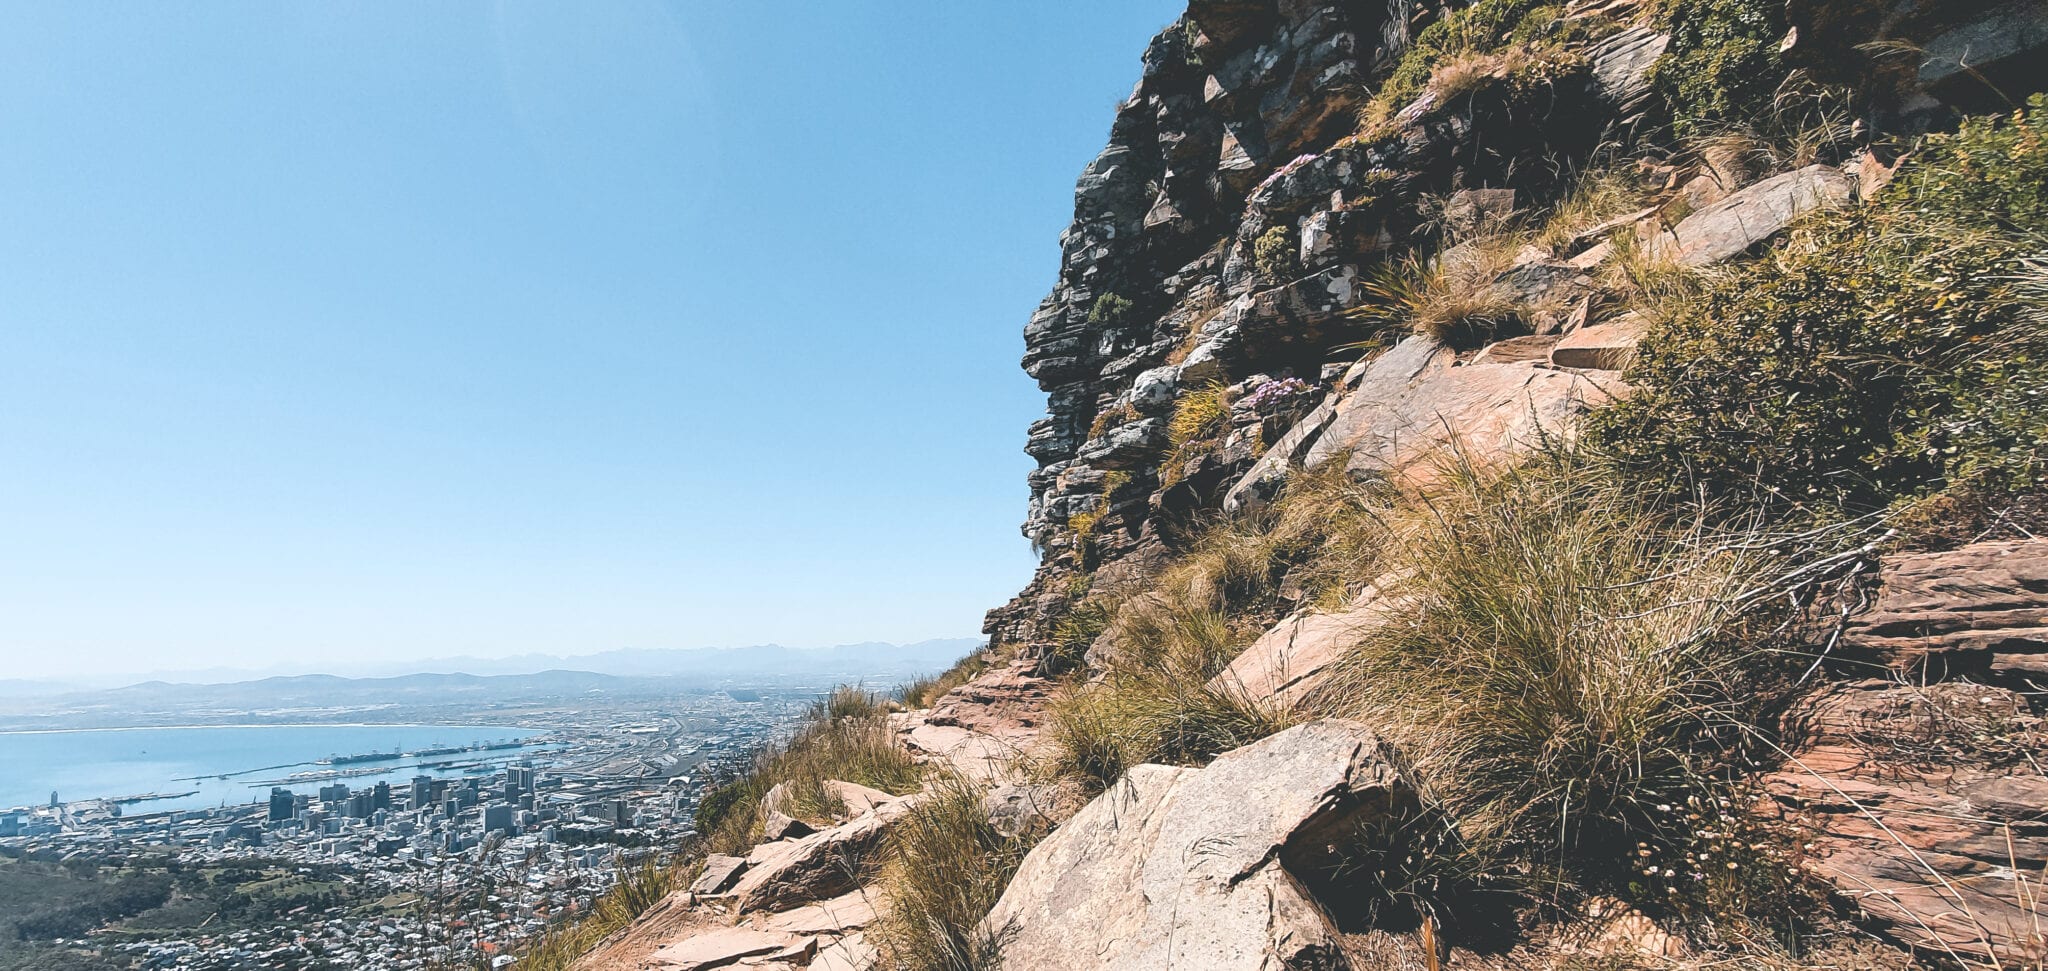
[{"left": 0, "top": 695, "right": 810, "bottom": 970}]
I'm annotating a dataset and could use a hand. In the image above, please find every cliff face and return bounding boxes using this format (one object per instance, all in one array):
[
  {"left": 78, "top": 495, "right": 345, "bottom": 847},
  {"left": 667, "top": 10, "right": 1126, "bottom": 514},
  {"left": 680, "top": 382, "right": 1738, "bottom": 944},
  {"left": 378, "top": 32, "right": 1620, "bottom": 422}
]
[
  {"left": 989, "top": 0, "right": 1633, "bottom": 647},
  {"left": 985, "top": 0, "right": 2048, "bottom": 654}
]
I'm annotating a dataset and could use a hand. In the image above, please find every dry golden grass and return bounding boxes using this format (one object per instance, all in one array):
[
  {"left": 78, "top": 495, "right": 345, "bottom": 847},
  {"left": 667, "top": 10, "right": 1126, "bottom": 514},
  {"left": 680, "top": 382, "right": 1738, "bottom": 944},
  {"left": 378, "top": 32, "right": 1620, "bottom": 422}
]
[
  {"left": 1354, "top": 238, "right": 1527, "bottom": 343},
  {"left": 1303, "top": 451, "right": 1789, "bottom": 870},
  {"left": 510, "top": 855, "right": 690, "bottom": 971},
  {"left": 870, "top": 776, "right": 1039, "bottom": 971},
  {"left": 700, "top": 687, "right": 925, "bottom": 855}
]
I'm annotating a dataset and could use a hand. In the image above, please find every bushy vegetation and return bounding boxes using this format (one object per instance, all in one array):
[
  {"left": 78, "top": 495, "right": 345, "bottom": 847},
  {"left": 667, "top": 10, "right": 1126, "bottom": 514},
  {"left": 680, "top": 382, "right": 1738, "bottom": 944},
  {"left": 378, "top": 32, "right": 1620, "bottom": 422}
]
[
  {"left": 1354, "top": 243, "right": 1526, "bottom": 343},
  {"left": 1253, "top": 225, "right": 1298, "bottom": 278},
  {"left": 871, "top": 778, "right": 1038, "bottom": 971},
  {"left": 697, "top": 686, "right": 924, "bottom": 855},
  {"left": 1594, "top": 98, "right": 2048, "bottom": 517},
  {"left": 1358, "top": 0, "right": 1598, "bottom": 133},
  {"left": 1086, "top": 292, "right": 1132, "bottom": 329},
  {"left": 1650, "top": 0, "right": 1787, "bottom": 138}
]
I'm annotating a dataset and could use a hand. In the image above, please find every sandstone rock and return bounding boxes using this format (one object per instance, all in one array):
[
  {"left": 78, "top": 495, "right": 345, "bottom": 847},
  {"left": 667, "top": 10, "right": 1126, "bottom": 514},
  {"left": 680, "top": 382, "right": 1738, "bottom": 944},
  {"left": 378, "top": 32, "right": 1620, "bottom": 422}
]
[
  {"left": 1076, "top": 418, "right": 1167, "bottom": 470},
  {"left": 981, "top": 783, "right": 1069, "bottom": 838},
  {"left": 1549, "top": 314, "right": 1647, "bottom": 371},
  {"left": 809, "top": 933, "right": 879, "bottom": 971},
  {"left": 762, "top": 810, "right": 815, "bottom": 843},
  {"left": 1839, "top": 538, "right": 2048, "bottom": 683},
  {"left": 1586, "top": 26, "right": 1669, "bottom": 115},
  {"left": 819, "top": 780, "right": 897, "bottom": 818},
  {"left": 895, "top": 720, "right": 1020, "bottom": 784},
  {"left": 982, "top": 720, "right": 1412, "bottom": 970},
  {"left": 756, "top": 889, "right": 879, "bottom": 936},
  {"left": 1209, "top": 580, "right": 1406, "bottom": 708},
  {"left": 1765, "top": 679, "right": 2048, "bottom": 966},
  {"left": 1472, "top": 334, "right": 1562, "bottom": 365},
  {"left": 1131, "top": 365, "right": 1181, "bottom": 413},
  {"left": 649, "top": 927, "right": 812, "bottom": 971},
  {"left": 690, "top": 854, "right": 749, "bottom": 896},
  {"left": 727, "top": 799, "right": 916, "bottom": 913},
  {"left": 1301, "top": 336, "right": 1618, "bottom": 481},
  {"left": 1916, "top": 2, "right": 2048, "bottom": 107},
  {"left": 1648, "top": 165, "right": 1853, "bottom": 267},
  {"left": 1441, "top": 187, "right": 1516, "bottom": 237},
  {"left": 1219, "top": 396, "right": 1338, "bottom": 514}
]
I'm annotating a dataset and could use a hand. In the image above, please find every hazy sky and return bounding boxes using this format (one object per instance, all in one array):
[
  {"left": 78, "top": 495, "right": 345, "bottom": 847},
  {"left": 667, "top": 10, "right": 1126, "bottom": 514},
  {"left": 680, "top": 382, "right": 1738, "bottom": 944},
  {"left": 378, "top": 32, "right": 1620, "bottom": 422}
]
[{"left": 0, "top": 2, "right": 1180, "bottom": 680}]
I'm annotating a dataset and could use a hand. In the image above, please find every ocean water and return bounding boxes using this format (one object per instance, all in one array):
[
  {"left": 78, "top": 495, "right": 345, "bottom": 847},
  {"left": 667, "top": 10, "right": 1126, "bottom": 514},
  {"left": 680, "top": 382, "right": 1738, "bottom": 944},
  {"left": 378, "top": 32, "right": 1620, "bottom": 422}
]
[{"left": 0, "top": 724, "right": 542, "bottom": 814}]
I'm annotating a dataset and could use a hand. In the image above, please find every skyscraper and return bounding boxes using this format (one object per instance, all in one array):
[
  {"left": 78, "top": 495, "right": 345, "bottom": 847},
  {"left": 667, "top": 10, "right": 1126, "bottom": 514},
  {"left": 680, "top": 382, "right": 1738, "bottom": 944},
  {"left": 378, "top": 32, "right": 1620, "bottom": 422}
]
[{"left": 268, "top": 788, "right": 295, "bottom": 822}]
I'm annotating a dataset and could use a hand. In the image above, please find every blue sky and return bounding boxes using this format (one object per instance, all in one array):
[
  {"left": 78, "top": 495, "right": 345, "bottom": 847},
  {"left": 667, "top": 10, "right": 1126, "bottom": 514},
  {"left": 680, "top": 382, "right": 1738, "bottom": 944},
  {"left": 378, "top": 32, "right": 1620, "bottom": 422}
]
[{"left": 0, "top": 2, "right": 1180, "bottom": 680}]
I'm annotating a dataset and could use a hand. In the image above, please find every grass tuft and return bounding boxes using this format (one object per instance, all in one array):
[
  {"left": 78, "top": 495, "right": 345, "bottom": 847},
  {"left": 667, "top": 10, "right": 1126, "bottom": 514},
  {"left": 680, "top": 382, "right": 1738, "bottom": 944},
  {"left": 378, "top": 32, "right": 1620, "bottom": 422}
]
[
  {"left": 1303, "top": 450, "right": 1802, "bottom": 885},
  {"left": 871, "top": 777, "right": 1037, "bottom": 971}
]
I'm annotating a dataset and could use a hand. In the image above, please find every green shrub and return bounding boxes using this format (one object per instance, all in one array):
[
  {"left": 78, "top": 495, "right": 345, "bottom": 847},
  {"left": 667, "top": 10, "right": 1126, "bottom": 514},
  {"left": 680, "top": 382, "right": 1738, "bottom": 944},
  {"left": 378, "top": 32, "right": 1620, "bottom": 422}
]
[
  {"left": 1253, "top": 225, "right": 1298, "bottom": 278},
  {"left": 871, "top": 777, "right": 1037, "bottom": 971},
  {"left": 1650, "top": 0, "right": 1787, "bottom": 137},
  {"left": 1357, "top": 0, "right": 1595, "bottom": 131},
  {"left": 1086, "top": 292, "right": 1133, "bottom": 328},
  {"left": 1593, "top": 100, "right": 2048, "bottom": 514}
]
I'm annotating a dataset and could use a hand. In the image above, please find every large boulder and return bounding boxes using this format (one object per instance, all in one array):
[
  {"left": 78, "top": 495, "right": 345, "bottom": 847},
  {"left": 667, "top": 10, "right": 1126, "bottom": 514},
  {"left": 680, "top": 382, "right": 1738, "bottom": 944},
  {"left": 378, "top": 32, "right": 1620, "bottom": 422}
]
[{"left": 981, "top": 720, "right": 1413, "bottom": 970}]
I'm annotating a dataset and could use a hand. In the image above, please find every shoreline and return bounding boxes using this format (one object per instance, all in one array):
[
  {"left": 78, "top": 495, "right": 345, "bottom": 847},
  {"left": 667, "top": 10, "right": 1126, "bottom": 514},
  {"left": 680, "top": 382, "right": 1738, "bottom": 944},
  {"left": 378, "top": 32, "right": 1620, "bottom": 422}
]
[{"left": 0, "top": 722, "right": 539, "bottom": 736}]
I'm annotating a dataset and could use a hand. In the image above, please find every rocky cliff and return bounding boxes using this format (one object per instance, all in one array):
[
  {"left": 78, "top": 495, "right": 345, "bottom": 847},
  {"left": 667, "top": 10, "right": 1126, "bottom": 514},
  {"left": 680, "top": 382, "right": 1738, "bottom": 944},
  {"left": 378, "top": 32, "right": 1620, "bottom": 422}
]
[{"left": 572, "top": 2, "right": 2048, "bottom": 969}]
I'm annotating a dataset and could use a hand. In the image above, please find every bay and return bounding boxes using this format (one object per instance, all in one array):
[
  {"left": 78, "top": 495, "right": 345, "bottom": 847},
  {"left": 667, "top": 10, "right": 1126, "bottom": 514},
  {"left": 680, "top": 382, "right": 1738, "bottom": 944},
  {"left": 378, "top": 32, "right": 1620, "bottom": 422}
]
[{"left": 0, "top": 724, "right": 543, "bottom": 815}]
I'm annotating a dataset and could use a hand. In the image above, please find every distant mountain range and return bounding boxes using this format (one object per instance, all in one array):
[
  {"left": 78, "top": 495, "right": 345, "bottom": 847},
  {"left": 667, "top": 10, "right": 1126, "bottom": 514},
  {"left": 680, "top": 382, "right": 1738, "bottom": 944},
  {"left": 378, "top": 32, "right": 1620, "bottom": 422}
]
[{"left": 0, "top": 638, "right": 981, "bottom": 703}]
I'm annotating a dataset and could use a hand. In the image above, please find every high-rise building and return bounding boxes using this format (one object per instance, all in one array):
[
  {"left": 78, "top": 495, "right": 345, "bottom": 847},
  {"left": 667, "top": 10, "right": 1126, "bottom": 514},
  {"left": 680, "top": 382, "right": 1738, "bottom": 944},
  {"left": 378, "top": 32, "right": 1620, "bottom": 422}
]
[
  {"left": 484, "top": 803, "right": 516, "bottom": 836},
  {"left": 372, "top": 782, "right": 392, "bottom": 812},
  {"left": 411, "top": 776, "right": 432, "bottom": 809},
  {"left": 268, "top": 788, "right": 295, "bottom": 822}
]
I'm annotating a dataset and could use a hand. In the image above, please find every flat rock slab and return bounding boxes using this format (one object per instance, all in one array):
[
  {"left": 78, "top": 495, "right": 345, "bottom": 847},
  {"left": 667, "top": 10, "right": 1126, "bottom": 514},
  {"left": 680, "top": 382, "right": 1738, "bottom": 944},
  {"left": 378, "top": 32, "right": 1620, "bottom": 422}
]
[
  {"left": 690, "top": 854, "right": 749, "bottom": 896},
  {"left": 982, "top": 720, "right": 1412, "bottom": 970},
  {"left": 649, "top": 927, "right": 812, "bottom": 971},
  {"left": 896, "top": 720, "right": 1019, "bottom": 783},
  {"left": 1550, "top": 315, "right": 1647, "bottom": 371},
  {"left": 820, "top": 780, "right": 897, "bottom": 817},
  {"left": 754, "top": 889, "right": 879, "bottom": 936},
  {"left": 1840, "top": 538, "right": 2048, "bottom": 680},
  {"left": 1649, "top": 164, "right": 1852, "bottom": 267},
  {"left": 1209, "top": 581, "right": 1405, "bottom": 708},
  {"left": 1765, "top": 679, "right": 2048, "bottom": 966},
  {"left": 1301, "top": 336, "right": 1617, "bottom": 481},
  {"left": 809, "top": 933, "right": 879, "bottom": 971}
]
